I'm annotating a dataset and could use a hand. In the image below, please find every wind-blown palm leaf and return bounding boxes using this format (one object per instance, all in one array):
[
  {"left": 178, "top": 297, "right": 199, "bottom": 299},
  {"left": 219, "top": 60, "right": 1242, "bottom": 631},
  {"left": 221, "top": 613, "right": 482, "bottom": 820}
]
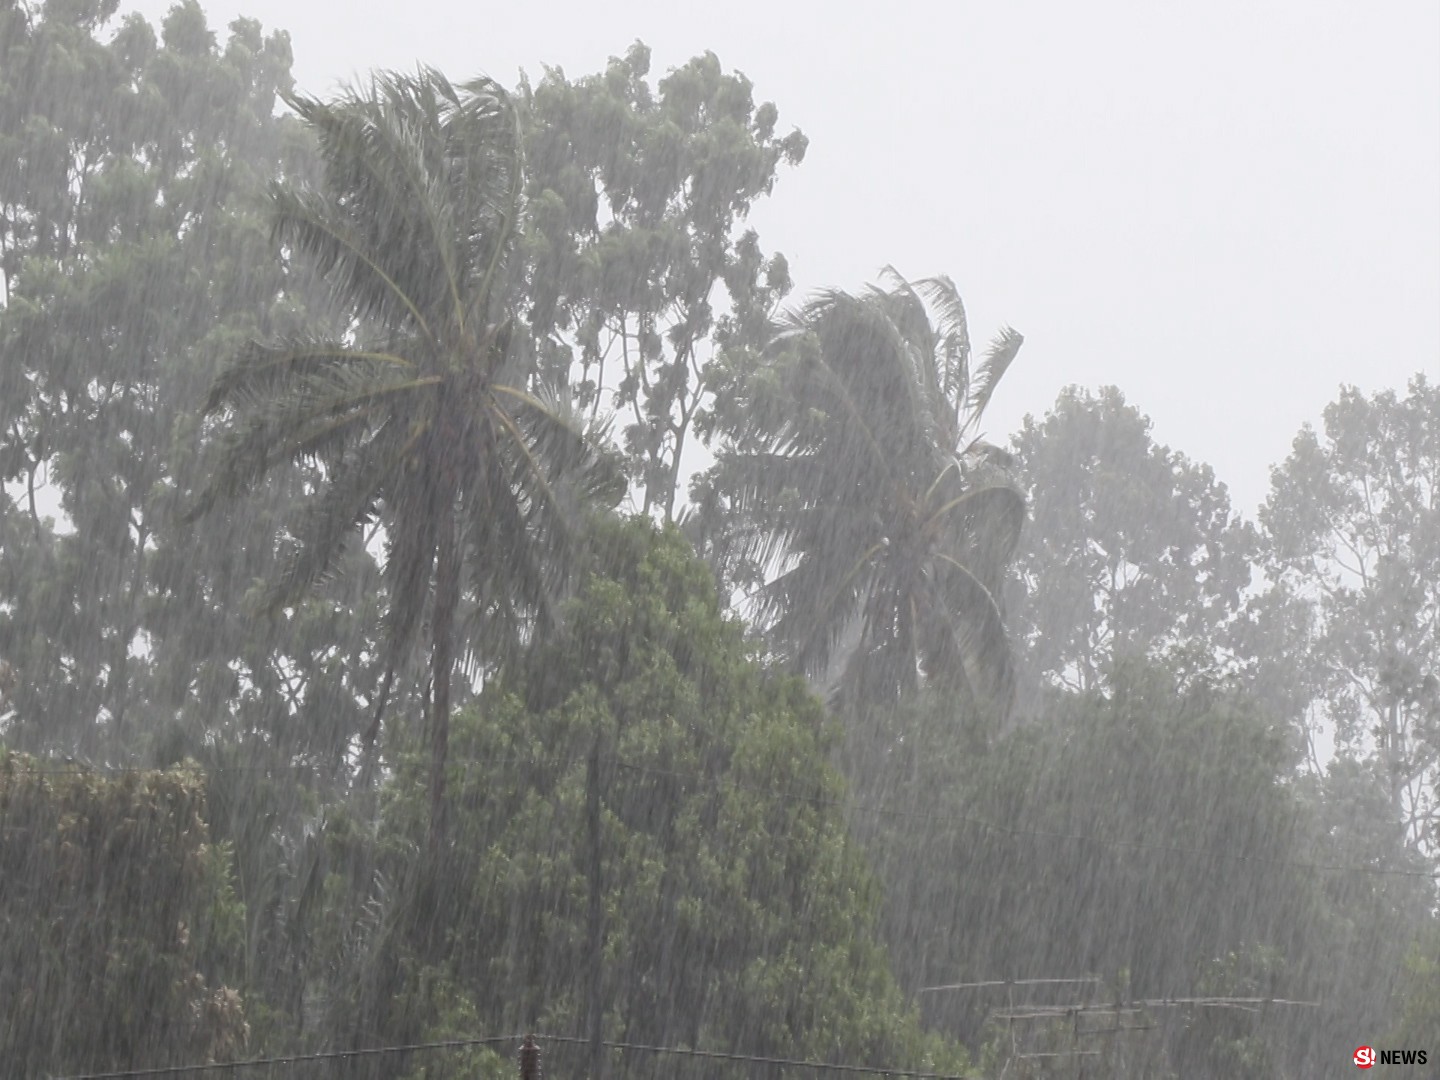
[
  {"left": 277, "top": 70, "right": 522, "bottom": 345},
  {"left": 806, "top": 293, "right": 937, "bottom": 470},
  {"left": 711, "top": 271, "right": 1025, "bottom": 717},
  {"left": 967, "top": 326, "right": 1024, "bottom": 436},
  {"left": 915, "top": 274, "right": 972, "bottom": 435},
  {"left": 257, "top": 420, "right": 419, "bottom": 614},
  {"left": 202, "top": 337, "right": 419, "bottom": 415},
  {"left": 871, "top": 269, "right": 936, "bottom": 372},
  {"left": 268, "top": 188, "right": 444, "bottom": 342},
  {"left": 189, "top": 344, "right": 436, "bottom": 519},
  {"left": 769, "top": 545, "right": 881, "bottom": 677}
]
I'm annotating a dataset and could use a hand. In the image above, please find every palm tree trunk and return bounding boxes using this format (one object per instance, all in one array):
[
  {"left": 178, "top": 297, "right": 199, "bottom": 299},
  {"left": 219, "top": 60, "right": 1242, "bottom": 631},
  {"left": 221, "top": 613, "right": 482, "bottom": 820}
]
[{"left": 428, "top": 501, "right": 461, "bottom": 851}]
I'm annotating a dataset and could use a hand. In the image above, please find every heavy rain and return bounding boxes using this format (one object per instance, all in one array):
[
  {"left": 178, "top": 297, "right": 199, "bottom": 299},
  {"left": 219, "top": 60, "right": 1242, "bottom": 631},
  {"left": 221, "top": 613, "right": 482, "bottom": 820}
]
[{"left": 1, "top": 1, "right": 1437, "bottom": 1077}]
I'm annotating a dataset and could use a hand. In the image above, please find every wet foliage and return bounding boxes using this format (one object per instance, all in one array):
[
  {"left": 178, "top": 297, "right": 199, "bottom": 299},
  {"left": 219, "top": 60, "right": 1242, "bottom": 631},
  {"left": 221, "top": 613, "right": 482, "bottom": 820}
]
[
  {"left": 0, "top": 3, "right": 1435, "bottom": 1078},
  {"left": 0, "top": 751, "right": 248, "bottom": 1073}
]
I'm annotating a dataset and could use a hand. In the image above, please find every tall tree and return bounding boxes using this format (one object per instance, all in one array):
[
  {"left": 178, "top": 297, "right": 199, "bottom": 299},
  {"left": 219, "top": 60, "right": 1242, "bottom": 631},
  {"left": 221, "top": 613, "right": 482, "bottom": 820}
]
[
  {"left": 1261, "top": 375, "right": 1439, "bottom": 849},
  {"left": 699, "top": 270, "right": 1025, "bottom": 715},
  {"left": 515, "top": 43, "right": 806, "bottom": 520},
  {"left": 0, "top": 0, "right": 377, "bottom": 767},
  {"left": 192, "top": 69, "right": 619, "bottom": 847},
  {"left": 1008, "top": 386, "right": 1258, "bottom": 696}
]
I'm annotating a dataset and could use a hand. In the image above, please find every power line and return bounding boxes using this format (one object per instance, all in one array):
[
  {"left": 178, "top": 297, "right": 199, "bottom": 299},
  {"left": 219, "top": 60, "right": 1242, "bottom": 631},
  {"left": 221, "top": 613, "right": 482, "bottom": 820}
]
[
  {"left": 51, "top": 1035, "right": 524, "bottom": 1079},
  {"left": 51, "top": 1033, "right": 969, "bottom": 1080},
  {"left": 10, "top": 753, "right": 581, "bottom": 778}
]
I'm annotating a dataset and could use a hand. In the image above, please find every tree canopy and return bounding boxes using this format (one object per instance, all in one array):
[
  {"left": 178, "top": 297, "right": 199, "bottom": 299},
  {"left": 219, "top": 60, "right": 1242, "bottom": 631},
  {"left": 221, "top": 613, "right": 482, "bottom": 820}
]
[
  {"left": 255, "top": 518, "right": 972, "bottom": 1078},
  {"left": 1009, "top": 385, "right": 1257, "bottom": 697},
  {"left": 517, "top": 43, "right": 806, "bottom": 521},
  {"left": 698, "top": 271, "right": 1026, "bottom": 717},
  {"left": 1262, "top": 376, "right": 1439, "bottom": 848},
  {"left": 0, "top": 750, "right": 248, "bottom": 1074},
  {"left": 1, "top": 6, "right": 1435, "bottom": 1078}
]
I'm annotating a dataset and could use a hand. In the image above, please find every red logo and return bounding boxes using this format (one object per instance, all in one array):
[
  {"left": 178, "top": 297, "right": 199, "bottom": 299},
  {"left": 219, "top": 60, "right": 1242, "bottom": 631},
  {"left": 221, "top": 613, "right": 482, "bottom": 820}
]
[{"left": 1355, "top": 1046, "right": 1375, "bottom": 1068}]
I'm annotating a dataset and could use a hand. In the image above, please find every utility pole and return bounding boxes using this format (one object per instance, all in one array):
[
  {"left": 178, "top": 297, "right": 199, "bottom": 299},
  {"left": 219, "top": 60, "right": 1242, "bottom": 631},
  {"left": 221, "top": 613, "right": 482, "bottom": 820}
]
[
  {"left": 518, "top": 1034, "right": 542, "bottom": 1079},
  {"left": 586, "top": 725, "right": 605, "bottom": 1079}
]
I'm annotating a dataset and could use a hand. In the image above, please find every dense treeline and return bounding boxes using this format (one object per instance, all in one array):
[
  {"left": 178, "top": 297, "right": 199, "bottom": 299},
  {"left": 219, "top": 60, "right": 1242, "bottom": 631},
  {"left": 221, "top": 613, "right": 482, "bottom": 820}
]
[{"left": 0, "top": 3, "right": 1435, "bottom": 1078}]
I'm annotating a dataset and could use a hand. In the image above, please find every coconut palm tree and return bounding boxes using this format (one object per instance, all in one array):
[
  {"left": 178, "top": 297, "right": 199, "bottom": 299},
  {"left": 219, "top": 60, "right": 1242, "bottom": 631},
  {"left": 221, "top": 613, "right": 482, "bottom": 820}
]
[
  {"left": 713, "top": 269, "right": 1025, "bottom": 715},
  {"left": 191, "top": 69, "right": 619, "bottom": 846}
]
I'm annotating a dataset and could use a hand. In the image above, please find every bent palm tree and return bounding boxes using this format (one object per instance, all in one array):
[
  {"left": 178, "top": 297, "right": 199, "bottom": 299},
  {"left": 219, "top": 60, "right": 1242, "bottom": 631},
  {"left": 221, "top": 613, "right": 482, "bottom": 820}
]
[
  {"left": 716, "top": 269, "right": 1025, "bottom": 715},
  {"left": 191, "top": 70, "right": 618, "bottom": 846}
]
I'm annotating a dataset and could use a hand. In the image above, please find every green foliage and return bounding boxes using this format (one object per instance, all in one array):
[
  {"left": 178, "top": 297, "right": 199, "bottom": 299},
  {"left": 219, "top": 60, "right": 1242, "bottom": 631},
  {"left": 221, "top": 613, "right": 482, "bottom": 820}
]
[
  {"left": 1172, "top": 946, "right": 1286, "bottom": 1077},
  {"left": 1009, "top": 386, "right": 1258, "bottom": 698},
  {"left": 1287, "top": 757, "right": 1435, "bottom": 1069},
  {"left": 2, "top": 7, "right": 1432, "bottom": 1078},
  {"left": 847, "top": 663, "right": 1327, "bottom": 1078},
  {"left": 1261, "top": 375, "right": 1440, "bottom": 849},
  {"left": 517, "top": 43, "right": 806, "bottom": 519},
  {"left": 1388, "top": 921, "right": 1440, "bottom": 1051},
  {"left": 389, "top": 966, "right": 511, "bottom": 1080},
  {"left": 0, "top": 750, "right": 248, "bottom": 1073},
  {"left": 697, "top": 271, "right": 1025, "bottom": 717},
  {"left": 0, "top": 0, "right": 390, "bottom": 774},
  {"left": 327, "top": 519, "right": 970, "bottom": 1078}
]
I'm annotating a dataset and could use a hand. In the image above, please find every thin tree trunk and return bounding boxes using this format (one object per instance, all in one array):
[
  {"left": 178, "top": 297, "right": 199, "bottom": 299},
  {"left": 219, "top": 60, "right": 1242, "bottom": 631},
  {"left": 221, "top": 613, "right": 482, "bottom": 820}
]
[
  {"left": 107, "top": 525, "right": 149, "bottom": 737},
  {"left": 355, "top": 661, "right": 395, "bottom": 825},
  {"left": 1384, "top": 698, "right": 1408, "bottom": 844},
  {"left": 428, "top": 502, "right": 461, "bottom": 852},
  {"left": 25, "top": 447, "right": 41, "bottom": 541}
]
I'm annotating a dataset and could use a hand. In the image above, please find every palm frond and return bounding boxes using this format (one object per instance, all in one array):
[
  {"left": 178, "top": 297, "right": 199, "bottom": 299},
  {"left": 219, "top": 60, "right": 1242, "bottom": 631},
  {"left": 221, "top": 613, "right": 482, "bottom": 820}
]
[
  {"left": 706, "top": 268, "right": 1026, "bottom": 713},
  {"left": 493, "top": 382, "right": 625, "bottom": 512},
  {"left": 785, "top": 304, "right": 911, "bottom": 490},
  {"left": 191, "top": 67, "right": 614, "bottom": 792},
  {"left": 925, "top": 481, "right": 1026, "bottom": 561},
  {"left": 915, "top": 274, "right": 971, "bottom": 436},
  {"left": 203, "top": 337, "right": 417, "bottom": 416},
  {"left": 872, "top": 266, "right": 937, "bottom": 365},
  {"left": 965, "top": 326, "right": 1023, "bottom": 434},
  {"left": 927, "top": 549, "right": 1016, "bottom": 712},
  {"left": 269, "top": 187, "right": 439, "bottom": 343},
  {"left": 874, "top": 267, "right": 962, "bottom": 450},
  {"left": 451, "top": 77, "right": 524, "bottom": 324},
  {"left": 281, "top": 69, "right": 522, "bottom": 345},
  {"left": 459, "top": 462, "right": 553, "bottom": 667},
  {"left": 282, "top": 84, "right": 464, "bottom": 333},
  {"left": 256, "top": 421, "right": 412, "bottom": 614},
  {"left": 768, "top": 556, "right": 875, "bottom": 678},
  {"left": 372, "top": 459, "right": 443, "bottom": 701},
  {"left": 190, "top": 348, "right": 438, "bottom": 518}
]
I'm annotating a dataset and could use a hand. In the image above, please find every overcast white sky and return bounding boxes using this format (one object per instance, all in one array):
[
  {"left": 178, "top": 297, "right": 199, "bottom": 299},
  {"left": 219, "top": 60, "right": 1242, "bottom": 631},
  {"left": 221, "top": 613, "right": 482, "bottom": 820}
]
[{"left": 130, "top": 0, "right": 1440, "bottom": 515}]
